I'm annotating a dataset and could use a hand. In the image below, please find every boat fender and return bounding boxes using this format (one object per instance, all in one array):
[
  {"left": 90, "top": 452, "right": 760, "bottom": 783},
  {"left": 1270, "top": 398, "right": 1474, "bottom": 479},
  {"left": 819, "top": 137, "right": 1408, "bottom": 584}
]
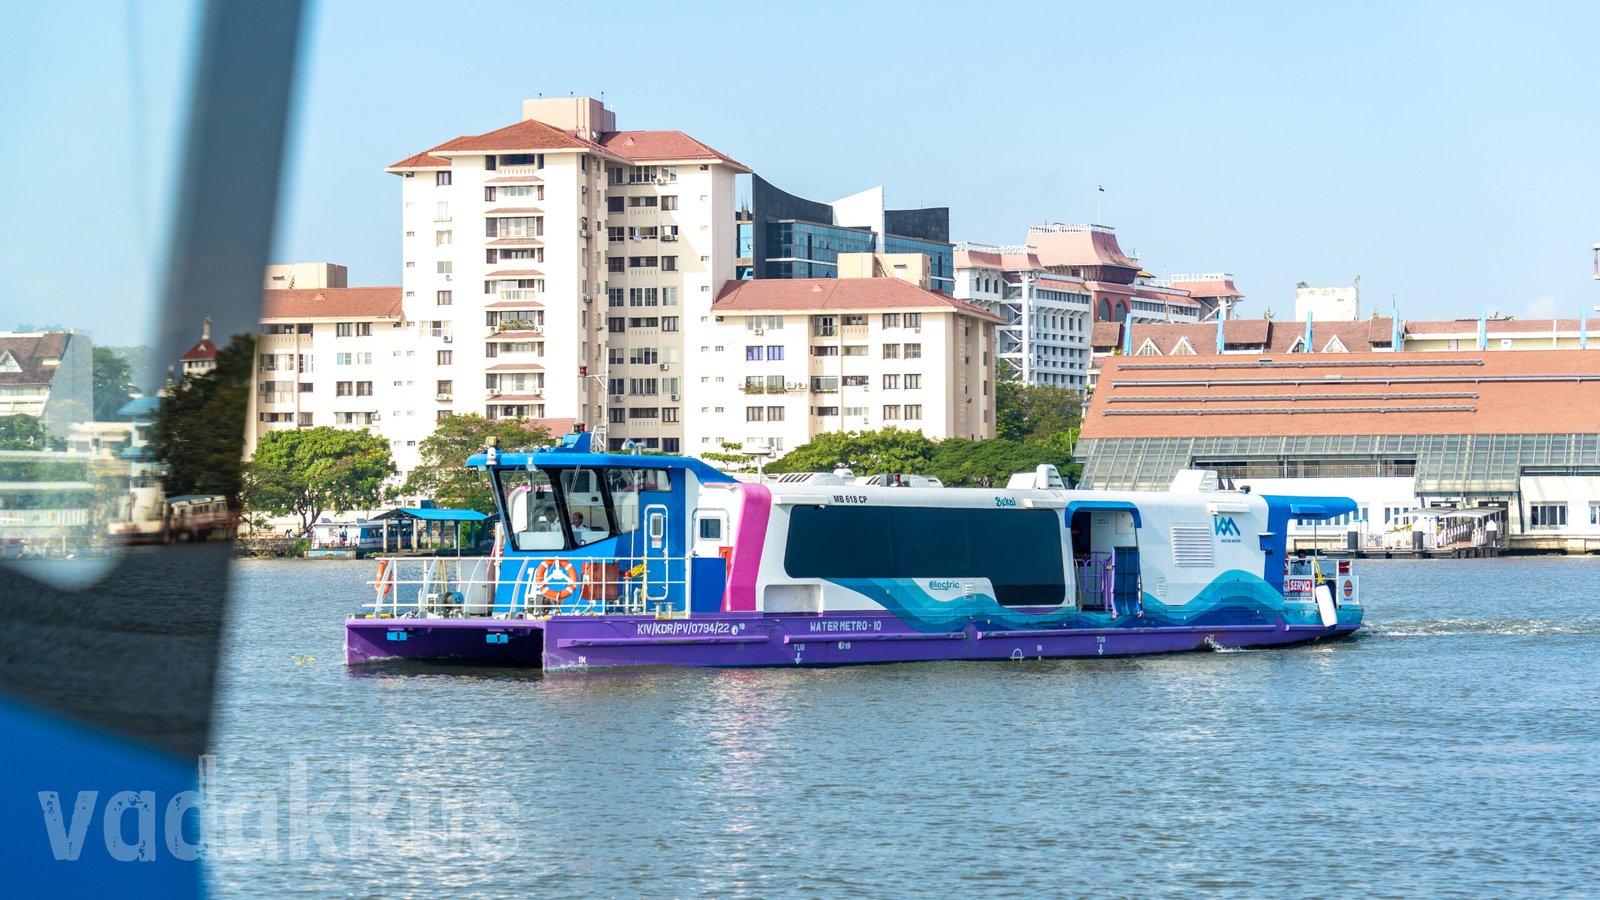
[{"left": 534, "top": 558, "right": 580, "bottom": 602}]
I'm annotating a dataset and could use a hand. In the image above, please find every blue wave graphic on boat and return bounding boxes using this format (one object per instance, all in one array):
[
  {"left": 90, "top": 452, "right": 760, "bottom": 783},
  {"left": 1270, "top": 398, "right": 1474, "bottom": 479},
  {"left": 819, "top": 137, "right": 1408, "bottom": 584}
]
[{"left": 825, "top": 570, "right": 1353, "bottom": 633}]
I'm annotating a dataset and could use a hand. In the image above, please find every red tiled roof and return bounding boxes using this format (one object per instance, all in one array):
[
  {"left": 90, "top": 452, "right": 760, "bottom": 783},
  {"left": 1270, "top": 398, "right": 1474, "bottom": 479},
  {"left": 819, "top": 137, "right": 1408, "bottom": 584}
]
[
  {"left": 1091, "top": 321, "right": 1122, "bottom": 349},
  {"left": 431, "top": 119, "right": 611, "bottom": 155},
  {"left": 1133, "top": 288, "right": 1200, "bottom": 308},
  {"left": 487, "top": 238, "right": 544, "bottom": 247},
  {"left": 599, "top": 130, "right": 751, "bottom": 172},
  {"left": 485, "top": 207, "right": 543, "bottom": 216},
  {"left": 0, "top": 332, "right": 73, "bottom": 386},
  {"left": 386, "top": 150, "right": 452, "bottom": 170},
  {"left": 1266, "top": 318, "right": 1394, "bottom": 354},
  {"left": 258, "top": 287, "right": 404, "bottom": 320},
  {"left": 485, "top": 174, "right": 543, "bottom": 183},
  {"left": 179, "top": 338, "right": 217, "bottom": 362},
  {"left": 1026, "top": 227, "right": 1139, "bottom": 269},
  {"left": 486, "top": 362, "right": 546, "bottom": 371},
  {"left": 485, "top": 300, "right": 545, "bottom": 310},
  {"left": 1167, "top": 278, "right": 1243, "bottom": 298},
  {"left": 712, "top": 278, "right": 1006, "bottom": 323},
  {"left": 1084, "top": 350, "right": 1600, "bottom": 439},
  {"left": 954, "top": 249, "right": 1002, "bottom": 269},
  {"left": 486, "top": 330, "right": 543, "bottom": 340},
  {"left": 1403, "top": 318, "right": 1585, "bottom": 335}
]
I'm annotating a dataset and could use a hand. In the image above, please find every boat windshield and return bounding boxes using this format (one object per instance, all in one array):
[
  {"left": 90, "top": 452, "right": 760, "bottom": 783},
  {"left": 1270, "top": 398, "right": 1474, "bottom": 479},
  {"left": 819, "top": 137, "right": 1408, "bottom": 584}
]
[{"left": 495, "top": 465, "right": 670, "bottom": 552}]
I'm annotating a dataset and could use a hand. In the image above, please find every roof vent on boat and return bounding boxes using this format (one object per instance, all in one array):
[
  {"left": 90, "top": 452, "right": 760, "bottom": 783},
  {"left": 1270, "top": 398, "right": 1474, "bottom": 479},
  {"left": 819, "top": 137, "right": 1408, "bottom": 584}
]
[
  {"left": 1170, "top": 469, "right": 1221, "bottom": 493},
  {"left": 1005, "top": 464, "right": 1065, "bottom": 490}
]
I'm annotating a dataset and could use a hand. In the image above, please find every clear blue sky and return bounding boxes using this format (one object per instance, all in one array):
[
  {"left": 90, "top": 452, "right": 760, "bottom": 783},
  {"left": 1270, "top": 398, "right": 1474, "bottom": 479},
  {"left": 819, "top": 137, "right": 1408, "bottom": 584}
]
[{"left": 7, "top": 0, "right": 1600, "bottom": 343}]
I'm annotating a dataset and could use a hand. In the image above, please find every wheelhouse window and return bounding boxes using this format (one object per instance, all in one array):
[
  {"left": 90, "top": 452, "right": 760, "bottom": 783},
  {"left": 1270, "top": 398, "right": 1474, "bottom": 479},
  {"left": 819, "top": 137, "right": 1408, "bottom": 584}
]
[{"left": 496, "top": 465, "right": 670, "bottom": 551}]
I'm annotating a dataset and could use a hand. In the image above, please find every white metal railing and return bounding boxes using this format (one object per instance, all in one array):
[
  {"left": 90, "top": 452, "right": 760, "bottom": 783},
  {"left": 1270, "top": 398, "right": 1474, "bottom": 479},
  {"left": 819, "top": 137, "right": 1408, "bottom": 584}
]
[
  {"left": 356, "top": 554, "right": 692, "bottom": 621},
  {"left": 498, "top": 289, "right": 539, "bottom": 300},
  {"left": 496, "top": 165, "right": 541, "bottom": 177}
]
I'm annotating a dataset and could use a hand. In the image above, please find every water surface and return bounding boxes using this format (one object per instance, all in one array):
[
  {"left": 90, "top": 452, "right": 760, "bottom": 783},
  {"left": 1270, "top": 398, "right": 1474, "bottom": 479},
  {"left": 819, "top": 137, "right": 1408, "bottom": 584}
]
[{"left": 208, "top": 557, "right": 1600, "bottom": 897}]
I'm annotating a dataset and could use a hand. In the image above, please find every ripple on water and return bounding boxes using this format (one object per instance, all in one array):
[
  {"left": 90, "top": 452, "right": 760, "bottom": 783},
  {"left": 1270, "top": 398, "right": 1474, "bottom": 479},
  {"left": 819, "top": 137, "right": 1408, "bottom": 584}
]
[{"left": 204, "top": 557, "right": 1600, "bottom": 897}]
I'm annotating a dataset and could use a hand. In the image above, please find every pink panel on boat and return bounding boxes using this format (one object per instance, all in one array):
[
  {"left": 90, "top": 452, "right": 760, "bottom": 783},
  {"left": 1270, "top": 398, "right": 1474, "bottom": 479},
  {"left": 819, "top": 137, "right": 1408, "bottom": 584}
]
[{"left": 723, "top": 482, "right": 772, "bottom": 612}]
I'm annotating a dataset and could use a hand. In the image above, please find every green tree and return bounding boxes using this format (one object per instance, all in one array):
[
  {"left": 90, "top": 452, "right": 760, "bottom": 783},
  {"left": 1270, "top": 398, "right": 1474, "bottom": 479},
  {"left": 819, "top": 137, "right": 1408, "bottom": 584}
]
[
  {"left": 764, "top": 427, "right": 938, "bottom": 477},
  {"left": 401, "top": 414, "right": 553, "bottom": 513},
  {"left": 243, "top": 427, "right": 396, "bottom": 531},
  {"left": 0, "top": 414, "right": 48, "bottom": 450},
  {"left": 927, "top": 437, "right": 1080, "bottom": 487},
  {"left": 151, "top": 334, "right": 255, "bottom": 507},
  {"left": 700, "top": 442, "right": 760, "bottom": 473},
  {"left": 93, "top": 347, "right": 137, "bottom": 420},
  {"left": 994, "top": 375, "right": 1083, "bottom": 443}
]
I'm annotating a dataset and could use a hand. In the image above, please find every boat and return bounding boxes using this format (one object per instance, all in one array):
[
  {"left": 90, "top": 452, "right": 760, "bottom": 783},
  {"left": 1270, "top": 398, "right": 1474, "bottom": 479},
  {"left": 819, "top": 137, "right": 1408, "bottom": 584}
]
[{"left": 344, "top": 432, "right": 1364, "bottom": 670}]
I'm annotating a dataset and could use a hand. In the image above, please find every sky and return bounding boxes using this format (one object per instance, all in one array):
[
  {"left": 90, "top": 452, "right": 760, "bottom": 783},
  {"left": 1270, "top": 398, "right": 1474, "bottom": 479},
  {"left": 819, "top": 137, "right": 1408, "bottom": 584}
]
[{"left": 6, "top": 0, "right": 1600, "bottom": 345}]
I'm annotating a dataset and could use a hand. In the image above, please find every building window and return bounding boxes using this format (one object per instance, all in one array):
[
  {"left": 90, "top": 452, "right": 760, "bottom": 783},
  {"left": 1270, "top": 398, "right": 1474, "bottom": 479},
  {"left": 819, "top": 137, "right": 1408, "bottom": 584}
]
[
  {"left": 436, "top": 171, "right": 451, "bottom": 186},
  {"left": 746, "top": 406, "right": 765, "bottom": 422},
  {"left": 355, "top": 381, "right": 373, "bottom": 396},
  {"left": 812, "top": 406, "right": 839, "bottom": 417},
  {"left": 746, "top": 346, "right": 764, "bottom": 361},
  {"left": 336, "top": 322, "right": 353, "bottom": 337},
  {"left": 608, "top": 196, "right": 624, "bottom": 213},
  {"left": 767, "top": 345, "right": 784, "bottom": 360},
  {"left": 436, "top": 380, "right": 453, "bottom": 398},
  {"left": 661, "top": 195, "right": 678, "bottom": 211},
  {"left": 767, "top": 406, "right": 785, "bottom": 422},
  {"left": 336, "top": 381, "right": 353, "bottom": 397},
  {"left": 437, "top": 350, "right": 452, "bottom": 365},
  {"left": 608, "top": 258, "right": 625, "bottom": 273},
  {"left": 436, "top": 290, "right": 452, "bottom": 306},
  {"left": 1590, "top": 502, "right": 1600, "bottom": 526},
  {"left": 663, "top": 408, "right": 680, "bottom": 423},
  {"left": 883, "top": 344, "right": 901, "bottom": 359},
  {"left": 1529, "top": 503, "right": 1567, "bottom": 529},
  {"left": 662, "top": 317, "right": 679, "bottom": 332},
  {"left": 811, "top": 316, "right": 837, "bottom": 337},
  {"left": 662, "top": 256, "right": 678, "bottom": 272},
  {"left": 842, "top": 345, "right": 867, "bottom": 357},
  {"left": 903, "top": 343, "right": 922, "bottom": 359},
  {"left": 811, "top": 345, "right": 839, "bottom": 357},
  {"left": 883, "top": 374, "right": 900, "bottom": 389},
  {"left": 905, "top": 312, "right": 922, "bottom": 328},
  {"left": 436, "top": 230, "right": 452, "bottom": 246},
  {"left": 882, "top": 313, "right": 900, "bottom": 328},
  {"left": 904, "top": 404, "right": 923, "bottom": 420}
]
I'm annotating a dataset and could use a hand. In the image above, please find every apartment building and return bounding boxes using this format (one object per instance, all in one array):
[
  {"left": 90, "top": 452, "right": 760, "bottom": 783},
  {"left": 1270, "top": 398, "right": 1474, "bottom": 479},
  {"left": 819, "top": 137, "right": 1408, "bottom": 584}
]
[
  {"left": 387, "top": 97, "right": 747, "bottom": 455},
  {"left": 953, "top": 246, "right": 1093, "bottom": 390},
  {"left": 694, "top": 278, "right": 1002, "bottom": 458},
  {"left": 247, "top": 286, "right": 412, "bottom": 460}
]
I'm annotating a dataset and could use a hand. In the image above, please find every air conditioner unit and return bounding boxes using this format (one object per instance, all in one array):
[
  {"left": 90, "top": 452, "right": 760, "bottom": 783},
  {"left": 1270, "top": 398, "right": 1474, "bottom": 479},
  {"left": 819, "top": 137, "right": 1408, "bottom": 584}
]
[
  {"left": 442, "top": 334, "right": 453, "bottom": 343},
  {"left": 486, "top": 390, "right": 497, "bottom": 398},
  {"left": 670, "top": 394, "right": 680, "bottom": 401},
  {"left": 659, "top": 363, "right": 670, "bottom": 371},
  {"left": 752, "top": 328, "right": 764, "bottom": 335},
  {"left": 914, "top": 327, "right": 922, "bottom": 333},
  {"left": 611, "top": 395, "right": 624, "bottom": 403},
  {"left": 580, "top": 228, "right": 589, "bottom": 237},
  {"left": 436, "top": 394, "right": 452, "bottom": 402}
]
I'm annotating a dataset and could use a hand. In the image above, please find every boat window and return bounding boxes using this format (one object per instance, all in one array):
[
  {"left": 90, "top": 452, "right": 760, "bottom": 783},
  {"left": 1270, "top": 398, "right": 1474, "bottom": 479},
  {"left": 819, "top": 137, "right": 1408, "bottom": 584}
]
[
  {"left": 604, "top": 469, "right": 671, "bottom": 539},
  {"left": 560, "top": 467, "right": 614, "bottom": 547},
  {"left": 784, "top": 506, "right": 1066, "bottom": 606},
  {"left": 497, "top": 468, "right": 565, "bottom": 551}
]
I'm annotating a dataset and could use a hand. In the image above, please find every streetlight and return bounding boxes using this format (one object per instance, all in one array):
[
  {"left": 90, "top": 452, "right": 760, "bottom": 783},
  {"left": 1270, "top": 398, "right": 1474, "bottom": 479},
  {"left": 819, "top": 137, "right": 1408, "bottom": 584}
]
[
  {"left": 579, "top": 370, "right": 608, "bottom": 449},
  {"left": 743, "top": 445, "right": 772, "bottom": 479}
]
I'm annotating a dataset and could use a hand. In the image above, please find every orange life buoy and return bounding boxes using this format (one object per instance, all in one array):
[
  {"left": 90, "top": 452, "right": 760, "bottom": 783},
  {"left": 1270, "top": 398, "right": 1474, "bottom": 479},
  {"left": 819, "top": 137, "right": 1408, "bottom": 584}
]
[
  {"left": 533, "top": 557, "right": 580, "bottom": 602},
  {"left": 374, "top": 559, "right": 392, "bottom": 601}
]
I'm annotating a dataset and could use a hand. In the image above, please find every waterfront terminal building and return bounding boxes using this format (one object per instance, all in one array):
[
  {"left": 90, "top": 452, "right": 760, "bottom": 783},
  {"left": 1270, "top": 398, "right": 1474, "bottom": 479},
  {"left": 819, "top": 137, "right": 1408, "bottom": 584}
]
[{"left": 1078, "top": 349, "right": 1600, "bottom": 551}]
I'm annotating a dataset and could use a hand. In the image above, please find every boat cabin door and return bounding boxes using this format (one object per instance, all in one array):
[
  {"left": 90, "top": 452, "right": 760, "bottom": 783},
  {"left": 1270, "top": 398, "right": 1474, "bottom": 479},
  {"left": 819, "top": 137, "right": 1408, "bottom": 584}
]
[{"left": 643, "top": 503, "right": 670, "bottom": 605}]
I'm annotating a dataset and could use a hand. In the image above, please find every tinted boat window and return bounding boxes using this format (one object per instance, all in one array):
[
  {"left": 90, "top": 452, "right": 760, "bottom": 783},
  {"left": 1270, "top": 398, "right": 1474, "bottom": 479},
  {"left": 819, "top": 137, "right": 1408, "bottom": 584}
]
[
  {"left": 560, "top": 468, "right": 614, "bottom": 546},
  {"left": 498, "top": 468, "right": 563, "bottom": 551},
  {"left": 784, "top": 506, "right": 1066, "bottom": 606}
]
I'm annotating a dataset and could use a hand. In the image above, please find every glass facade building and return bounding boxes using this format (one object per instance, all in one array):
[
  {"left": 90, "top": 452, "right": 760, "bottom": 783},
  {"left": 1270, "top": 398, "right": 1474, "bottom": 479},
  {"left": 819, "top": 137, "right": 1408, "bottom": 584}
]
[{"left": 748, "top": 175, "right": 953, "bottom": 293}]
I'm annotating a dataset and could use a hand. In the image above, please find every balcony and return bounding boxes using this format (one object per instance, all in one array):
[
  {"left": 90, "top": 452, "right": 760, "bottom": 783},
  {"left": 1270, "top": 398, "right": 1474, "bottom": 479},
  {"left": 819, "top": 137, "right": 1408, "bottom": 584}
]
[
  {"left": 494, "top": 165, "right": 543, "bottom": 178},
  {"left": 498, "top": 288, "right": 540, "bottom": 301}
]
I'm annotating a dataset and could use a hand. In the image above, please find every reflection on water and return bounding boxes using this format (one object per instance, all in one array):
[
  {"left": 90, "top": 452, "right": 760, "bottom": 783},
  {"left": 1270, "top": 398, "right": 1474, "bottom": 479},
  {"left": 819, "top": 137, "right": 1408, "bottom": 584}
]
[{"left": 210, "top": 558, "right": 1600, "bottom": 896}]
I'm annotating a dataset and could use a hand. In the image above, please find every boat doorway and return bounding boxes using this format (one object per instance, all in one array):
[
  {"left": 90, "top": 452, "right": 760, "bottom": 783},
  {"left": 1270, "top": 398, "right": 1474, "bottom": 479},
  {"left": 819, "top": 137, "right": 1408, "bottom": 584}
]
[{"left": 1069, "top": 505, "right": 1143, "bottom": 616}]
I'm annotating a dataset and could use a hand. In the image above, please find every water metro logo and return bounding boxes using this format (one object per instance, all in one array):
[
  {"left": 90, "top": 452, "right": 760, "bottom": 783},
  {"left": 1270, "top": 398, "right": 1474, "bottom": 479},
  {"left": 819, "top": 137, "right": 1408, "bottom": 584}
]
[
  {"left": 35, "top": 755, "right": 520, "bottom": 863},
  {"left": 1213, "top": 516, "right": 1243, "bottom": 544}
]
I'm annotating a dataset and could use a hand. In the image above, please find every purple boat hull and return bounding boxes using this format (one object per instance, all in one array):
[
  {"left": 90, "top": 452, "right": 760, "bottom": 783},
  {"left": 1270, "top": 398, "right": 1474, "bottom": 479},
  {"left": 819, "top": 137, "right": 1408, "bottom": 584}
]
[{"left": 346, "top": 610, "right": 1361, "bottom": 670}]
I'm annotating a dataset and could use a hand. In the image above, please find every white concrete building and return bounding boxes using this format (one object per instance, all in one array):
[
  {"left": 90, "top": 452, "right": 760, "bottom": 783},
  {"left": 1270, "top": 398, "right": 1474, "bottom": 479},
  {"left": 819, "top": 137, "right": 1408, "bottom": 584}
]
[
  {"left": 953, "top": 245, "right": 1093, "bottom": 389},
  {"left": 387, "top": 97, "right": 748, "bottom": 455},
  {"left": 1295, "top": 285, "right": 1360, "bottom": 322},
  {"left": 264, "top": 262, "right": 348, "bottom": 291},
  {"left": 0, "top": 331, "right": 92, "bottom": 438},
  {"left": 247, "top": 286, "right": 421, "bottom": 466},
  {"left": 695, "top": 278, "right": 1002, "bottom": 458}
]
